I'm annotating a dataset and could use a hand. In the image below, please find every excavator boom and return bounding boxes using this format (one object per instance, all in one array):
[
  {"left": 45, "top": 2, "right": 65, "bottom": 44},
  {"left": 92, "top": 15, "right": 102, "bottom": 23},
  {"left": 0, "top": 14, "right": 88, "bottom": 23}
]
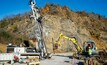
[{"left": 56, "top": 33, "right": 83, "bottom": 54}]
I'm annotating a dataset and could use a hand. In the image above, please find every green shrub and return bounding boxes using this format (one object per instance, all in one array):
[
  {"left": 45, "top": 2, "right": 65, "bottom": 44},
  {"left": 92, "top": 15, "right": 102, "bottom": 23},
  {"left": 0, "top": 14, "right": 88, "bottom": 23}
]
[
  {"left": 0, "top": 50, "right": 2, "bottom": 53},
  {"left": 0, "top": 30, "right": 13, "bottom": 40},
  {"left": 13, "top": 25, "right": 18, "bottom": 32},
  {"left": 0, "top": 20, "right": 9, "bottom": 28}
]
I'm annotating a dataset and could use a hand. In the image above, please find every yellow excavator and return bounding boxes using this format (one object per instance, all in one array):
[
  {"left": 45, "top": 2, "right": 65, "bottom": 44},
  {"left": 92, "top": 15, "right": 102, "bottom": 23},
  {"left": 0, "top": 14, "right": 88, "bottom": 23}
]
[{"left": 54, "top": 33, "right": 98, "bottom": 57}]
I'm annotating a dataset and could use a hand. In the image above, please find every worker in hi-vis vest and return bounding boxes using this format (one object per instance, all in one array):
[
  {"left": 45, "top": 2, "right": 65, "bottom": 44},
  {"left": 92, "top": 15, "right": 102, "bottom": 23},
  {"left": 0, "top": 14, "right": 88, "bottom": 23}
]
[{"left": 88, "top": 48, "right": 92, "bottom": 56}]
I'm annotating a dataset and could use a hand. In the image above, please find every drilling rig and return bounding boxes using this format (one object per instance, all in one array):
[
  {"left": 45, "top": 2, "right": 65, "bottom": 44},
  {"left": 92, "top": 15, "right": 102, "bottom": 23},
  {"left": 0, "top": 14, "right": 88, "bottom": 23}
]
[{"left": 29, "top": 0, "right": 50, "bottom": 59}]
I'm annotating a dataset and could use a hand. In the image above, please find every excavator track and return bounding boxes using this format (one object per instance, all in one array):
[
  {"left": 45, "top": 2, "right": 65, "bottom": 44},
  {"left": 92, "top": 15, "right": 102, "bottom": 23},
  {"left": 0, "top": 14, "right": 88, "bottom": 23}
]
[{"left": 83, "top": 50, "right": 107, "bottom": 65}]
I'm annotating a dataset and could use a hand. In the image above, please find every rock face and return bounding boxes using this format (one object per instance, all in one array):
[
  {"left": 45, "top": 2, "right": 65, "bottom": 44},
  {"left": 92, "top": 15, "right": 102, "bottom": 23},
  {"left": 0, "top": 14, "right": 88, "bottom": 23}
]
[
  {"left": 0, "top": 4, "right": 107, "bottom": 52},
  {"left": 41, "top": 15, "right": 83, "bottom": 52},
  {"left": 40, "top": 4, "right": 107, "bottom": 52}
]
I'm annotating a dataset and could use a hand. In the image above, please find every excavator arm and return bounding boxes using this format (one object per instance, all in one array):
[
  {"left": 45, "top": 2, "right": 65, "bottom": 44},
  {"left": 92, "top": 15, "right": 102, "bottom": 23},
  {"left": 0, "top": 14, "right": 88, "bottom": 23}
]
[{"left": 55, "top": 33, "right": 83, "bottom": 54}]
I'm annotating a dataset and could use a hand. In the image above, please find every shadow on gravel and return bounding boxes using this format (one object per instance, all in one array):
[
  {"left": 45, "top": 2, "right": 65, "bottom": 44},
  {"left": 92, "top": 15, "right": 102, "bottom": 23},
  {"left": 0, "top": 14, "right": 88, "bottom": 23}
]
[
  {"left": 67, "top": 56, "right": 73, "bottom": 59},
  {"left": 65, "top": 61, "right": 70, "bottom": 63},
  {"left": 53, "top": 55, "right": 73, "bottom": 59},
  {"left": 77, "top": 62, "right": 84, "bottom": 65}
]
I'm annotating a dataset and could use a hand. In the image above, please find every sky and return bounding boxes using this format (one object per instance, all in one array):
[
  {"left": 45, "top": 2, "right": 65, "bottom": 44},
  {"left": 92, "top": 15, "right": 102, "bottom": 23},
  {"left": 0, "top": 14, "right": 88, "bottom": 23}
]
[{"left": 0, "top": 0, "right": 107, "bottom": 20}]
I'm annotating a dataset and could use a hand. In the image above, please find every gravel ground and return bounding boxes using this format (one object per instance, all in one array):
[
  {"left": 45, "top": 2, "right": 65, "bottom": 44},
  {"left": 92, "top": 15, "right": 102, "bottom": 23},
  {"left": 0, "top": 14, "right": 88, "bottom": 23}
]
[
  {"left": 40, "top": 53, "right": 84, "bottom": 65},
  {"left": 0, "top": 53, "right": 84, "bottom": 65}
]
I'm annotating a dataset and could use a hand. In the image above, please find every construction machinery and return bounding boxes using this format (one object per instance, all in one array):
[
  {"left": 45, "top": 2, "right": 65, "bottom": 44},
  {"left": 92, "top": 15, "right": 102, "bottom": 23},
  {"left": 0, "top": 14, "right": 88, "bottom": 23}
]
[
  {"left": 29, "top": 0, "right": 51, "bottom": 59},
  {"left": 54, "top": 33, "right": 98, "bottom": 57},
  {"left": 0, "top": 43, "right": 40, "bottom": 64},
  {"left": 82, "top": 40, "right": 98, "bottom": 55}
]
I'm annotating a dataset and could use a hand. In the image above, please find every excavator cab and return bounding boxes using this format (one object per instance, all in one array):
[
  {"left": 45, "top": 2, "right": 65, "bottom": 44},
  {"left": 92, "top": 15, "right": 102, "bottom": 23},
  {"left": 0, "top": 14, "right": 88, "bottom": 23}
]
[{"left": 83, "top": 41, "right": 98, "bottom": 55}]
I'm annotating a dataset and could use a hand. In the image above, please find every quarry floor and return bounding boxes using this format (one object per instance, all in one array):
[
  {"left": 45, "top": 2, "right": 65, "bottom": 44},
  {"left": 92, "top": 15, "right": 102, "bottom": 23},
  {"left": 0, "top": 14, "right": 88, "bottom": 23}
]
[
  {"left": 40, "top": 53, "right": 84, "bottom": 65},
  {"left": 0, "top": 53, "right": 84, "bottom": 65}
]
